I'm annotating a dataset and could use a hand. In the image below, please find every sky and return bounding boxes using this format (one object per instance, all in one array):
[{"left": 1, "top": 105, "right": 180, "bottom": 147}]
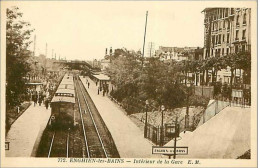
[{"left": 3, "top": 1, "right": 250, "bottom": 61}]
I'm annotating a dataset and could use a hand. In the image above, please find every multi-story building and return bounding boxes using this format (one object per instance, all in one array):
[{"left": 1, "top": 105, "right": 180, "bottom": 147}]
[
  {"left": 155, "top": 46, "right": 203, "bottom": 61},
  {"left": 202, "top": 8, "right": 251, "bottom": 84}
]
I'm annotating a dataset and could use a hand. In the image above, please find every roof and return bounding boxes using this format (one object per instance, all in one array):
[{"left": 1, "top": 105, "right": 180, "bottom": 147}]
[
  {"left": 93, "top": 74, "right": 110, "bottom": 81},
  {"left": 165, "top": 106, "right": 250, "bottom": 158},
  {"left": 60, "top": 80, "right": 74, "bottom": 85},
  {"left": 51, "top": 96, "right": 75, "bottom": 104},
  {"left": 58, "top": 84, "right": 74, "bottom": 90},
  {"left": 56, "top": 88, "right": 75, "bottom": 94}
]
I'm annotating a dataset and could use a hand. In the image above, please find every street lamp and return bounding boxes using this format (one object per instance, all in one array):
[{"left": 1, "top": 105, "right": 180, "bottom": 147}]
[
  {"left": 160, "top": 105, "right": 165, "bottom": 146},
  {"left": 144, "top": 100, "right": 149, "bottom": 138},
  {"left": 185, "top": 81, "right": 193, "bottom": 130}
]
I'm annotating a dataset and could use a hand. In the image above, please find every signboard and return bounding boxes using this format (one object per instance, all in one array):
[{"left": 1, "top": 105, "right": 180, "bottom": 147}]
[
  {"left": 165, "top": 124, "right": 180, "bottom": 138},
  {"left": 152, "top": 146, "right": 188, "bottom": 155},
  {"left": 232, "top": 89, "right": 243, "bottom": 98}
]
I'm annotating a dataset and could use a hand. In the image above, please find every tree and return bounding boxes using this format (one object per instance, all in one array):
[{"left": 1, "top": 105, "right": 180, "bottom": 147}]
[{"left": 6, "top": 6, "right": 34, "bottom": 109}]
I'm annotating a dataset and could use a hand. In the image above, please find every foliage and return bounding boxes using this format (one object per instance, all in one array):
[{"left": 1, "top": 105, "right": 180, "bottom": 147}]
[
  {"left": 189, "top": 95, "right": 209, "bottom": 107},
  {"left": 107, "top": 50, "right": 187, "bottom": 114},
  {"left": 6, "top": 6, "right": 34, "bottom": 109},
  {"left": 107, "top": 47, "right": 251, "bottom": 114}
]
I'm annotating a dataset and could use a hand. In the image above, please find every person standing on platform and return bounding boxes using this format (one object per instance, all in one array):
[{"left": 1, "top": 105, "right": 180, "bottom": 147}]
[
  {"left": 45, "top": 98, "right": 49, "bottom": 109},
  {"left": 38, "top": 92, "right": 43, "bottom": 106},
  {"left": 33, "top": 91, "right": 37, "bottom": 106},
  {"left": 88, "top": 82, "right": 90, "bottom": 88},
  {"left": 103, "top": 89, "right": 105, "bottom": 96}
]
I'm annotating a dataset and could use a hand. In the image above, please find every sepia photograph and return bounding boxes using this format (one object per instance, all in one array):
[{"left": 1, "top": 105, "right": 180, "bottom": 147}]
[{"left": 1, "top": 1, "right": 257, "bottom": 167}]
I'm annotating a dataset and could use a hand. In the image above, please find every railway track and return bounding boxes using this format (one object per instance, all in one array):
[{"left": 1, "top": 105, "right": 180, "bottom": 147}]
[
  {"left": 74, "top": 76, "right": 119, "bottom": 158},
  {"left": 47, "top": 131, "right": 70, "bottom": 158}
]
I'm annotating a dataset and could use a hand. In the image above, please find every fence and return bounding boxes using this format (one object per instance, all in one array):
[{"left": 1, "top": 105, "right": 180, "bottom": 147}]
[
  {"left": 194, "top": 86, "right": 214, "bottom": 99},
  {"left": 145, "top": 121, "right": 187, "bottom": 146},
  {"left": 197, "top": 100, "right": 231, "bottom": 127}
]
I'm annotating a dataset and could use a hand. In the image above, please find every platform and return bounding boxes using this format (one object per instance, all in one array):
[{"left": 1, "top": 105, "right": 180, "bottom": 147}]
[
  {"left": 80, "top": 76, "right": 160, "bottom": 158},
  {"left": 5, "top": 103, "right": 51, "bottom": 157},
  {"left": 165, "top": 106, "right": 251, "bottom": 159}
]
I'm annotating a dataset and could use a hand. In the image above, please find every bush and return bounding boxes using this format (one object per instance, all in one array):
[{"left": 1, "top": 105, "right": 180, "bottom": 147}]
[{"left": 189, "top": 95, "right": 209, "bottom": 107}]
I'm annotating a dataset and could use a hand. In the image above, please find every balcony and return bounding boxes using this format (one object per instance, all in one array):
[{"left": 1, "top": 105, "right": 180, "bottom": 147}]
[
  {"left": 243, "top": 21, "right": 247, "bottom": 26},
  {"left": 236, "top": 23, "right": 240, "bottom": 28},
  {"left": 242, "top": 37, "right": 246, "bottom": 41},
  {"left": 235, "top": 38, "right": 239, "bottom": 41}
]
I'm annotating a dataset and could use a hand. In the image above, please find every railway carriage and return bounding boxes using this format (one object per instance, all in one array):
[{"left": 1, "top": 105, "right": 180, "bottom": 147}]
[{"left": 50, "top": 74, "right": 75, "bottom": 129}]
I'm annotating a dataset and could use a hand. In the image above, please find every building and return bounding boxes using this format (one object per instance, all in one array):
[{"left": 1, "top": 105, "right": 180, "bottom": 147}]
[
  {"left": 202, "top": 8, "right": 251, "bottom": 84},
  {"left": 100, "top": 47, "right": 112, "bottom": 71},
  {"left": 155, "top": 46, "right": 203, "bottom": 61}
]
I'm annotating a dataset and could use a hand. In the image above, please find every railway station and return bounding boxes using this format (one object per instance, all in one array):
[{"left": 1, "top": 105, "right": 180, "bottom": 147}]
[{"left": 4, "top": 4, "right": 253, "bottom": 163}]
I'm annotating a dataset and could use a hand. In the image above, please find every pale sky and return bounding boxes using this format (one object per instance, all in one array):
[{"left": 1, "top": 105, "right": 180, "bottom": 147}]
[{"left": 3, "top": 1, "right": 254, "bottom": 61}]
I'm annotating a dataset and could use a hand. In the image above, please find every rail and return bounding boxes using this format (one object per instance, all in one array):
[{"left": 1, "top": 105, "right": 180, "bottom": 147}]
[
  {"left": 47, "top": 132, "right": 55, "bottom": 158},
  {"left": 74, "top": 84, "right": 90, "bottom": 158},
  {"left": 78, "top": 79, "right": 108, "bottom": 158},
  {"left": 76, "top": 77, "right": 108, "bottom": 158}
]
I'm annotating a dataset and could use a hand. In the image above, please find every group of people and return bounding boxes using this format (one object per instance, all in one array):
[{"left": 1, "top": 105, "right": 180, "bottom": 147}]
[
  {"left": 26, "top": 72, "right": 63, "bottom": 109},
  {"left": 32, "top": 90, "right": 50, "bottom": 109},
  {"left": 98, "top": 83, "right": 109, "bottom": 96}
]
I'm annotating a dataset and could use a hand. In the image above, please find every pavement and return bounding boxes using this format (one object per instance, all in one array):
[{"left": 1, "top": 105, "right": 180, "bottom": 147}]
[
  {"left": 165, "top": 106, "right": 251, "bottom": 159},
  {"left": 80, "top": 76, "right": 160, "bottom": 158},
  {"left": 5, "top": 103, "right": 51, "bottom": 157}
]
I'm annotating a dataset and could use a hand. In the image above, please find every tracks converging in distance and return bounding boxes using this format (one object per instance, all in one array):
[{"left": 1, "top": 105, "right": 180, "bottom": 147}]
[{"left": 74, "top": 76, "right": 119, "bottom": 158}]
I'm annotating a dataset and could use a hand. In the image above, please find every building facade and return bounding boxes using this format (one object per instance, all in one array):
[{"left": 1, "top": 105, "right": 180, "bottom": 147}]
[
  {"left": 202, "top": 8, "right": 251, "bottom": 84},
  {"left": 155, "top": 46, "right": 203, "bottom": 62}
]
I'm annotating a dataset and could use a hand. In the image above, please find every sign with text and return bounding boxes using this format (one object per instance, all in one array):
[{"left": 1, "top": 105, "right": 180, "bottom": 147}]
[{"left": 152, "top": 146, "right": 188, "bottom": 155}]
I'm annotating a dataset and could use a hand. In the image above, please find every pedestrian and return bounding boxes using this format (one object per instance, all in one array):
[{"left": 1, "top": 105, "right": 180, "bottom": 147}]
[
  {"left": 103, "top": 89, "right": 105, "bottom": 96},
  {"left": 45, "top": 98, "right": 49, "bottom": 109},
  {"left": 88, "top": 82, "right": 90, "bottom": 88},
  {"left": 38, "top": 92, "right": 43, "bottom": 106},
  {"left": 98, "top": 88, "right": 100, "bottom": 95},
  {"left": 96, "top": 81, "right": 98, "bottom": 86},
  {"left": 33, "top": 91, "right": 38, "bottom": 106}
]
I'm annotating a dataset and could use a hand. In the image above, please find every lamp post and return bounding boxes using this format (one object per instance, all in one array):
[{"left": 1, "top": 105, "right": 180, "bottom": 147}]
[
  {"left": 144, "top": 100, "right": 149, "bottom": 138},
  {"left": 160, "top": 105, "right": 165, "bottom": 146},
  {"left": 185, "top": 81, "right": 193, "bottom": 130}
]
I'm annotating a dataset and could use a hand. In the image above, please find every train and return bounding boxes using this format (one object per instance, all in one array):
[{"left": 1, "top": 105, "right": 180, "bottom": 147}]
[{"left": 50, "top": 73, "right": 75, "bottom": 130}]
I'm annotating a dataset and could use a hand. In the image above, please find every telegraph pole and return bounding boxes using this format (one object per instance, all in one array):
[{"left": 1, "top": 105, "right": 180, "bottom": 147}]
[
  {"left": 142, "top": 11, "right": 148, "bottom": 67},
  {"left": 173, "top": 117, "right": 178, "bottom": 159},
  {"left": 33, "top": 35, "right": 36, "bottom": 56}
]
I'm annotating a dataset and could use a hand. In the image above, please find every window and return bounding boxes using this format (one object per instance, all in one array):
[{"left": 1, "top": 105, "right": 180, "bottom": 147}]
[
  {"left": 222, "top": 48, "right": 224, "bottom": 56},
  {"left": 225, "top": 8, "right": 228, "bottom": 17},
  {"left": 236, "top": 15, "right": 240, "bottom": 26},
  {"left": 242, "top": 29, "right": 246, "bottom": 40},
  {"left": 223, "top": 20, "right": 226, "bottom": 28},
  {"left": 231, "top": 8, "right": 235, "bottom": 15},
  {"left": 219, "top": 35, "right": 221, "bottom": 44},
  {"left": 227, "top": 33, "right": 230, "bottom": 43},
  {"left": 243, "top": 13, "right": 246, "bottom": 24},
  {"left": 242, "top": 45, "right": 246, "bottom": 52},
  {"left": 236, "top": 30, "right": 239, "bottom": 40},
  {"left": 212, "top": 36, "right": 215, "bottom": 46},
  {"left": 235, "top": 45, "right": 239, "bottom": 53},
  {"left": 227, "top": 20, "right": 230, "bottom": 29},
  {"left": 223, "top": 34, "right": 225, "bottom": 42},
  {"left": 226, "top": 48, "right": 229, "bottom": 55}
]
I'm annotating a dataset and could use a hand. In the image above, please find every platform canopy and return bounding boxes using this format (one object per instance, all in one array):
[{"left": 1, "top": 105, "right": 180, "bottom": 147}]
[{"left": 93, "top": 74, "right": 110, "bottom": 81}]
